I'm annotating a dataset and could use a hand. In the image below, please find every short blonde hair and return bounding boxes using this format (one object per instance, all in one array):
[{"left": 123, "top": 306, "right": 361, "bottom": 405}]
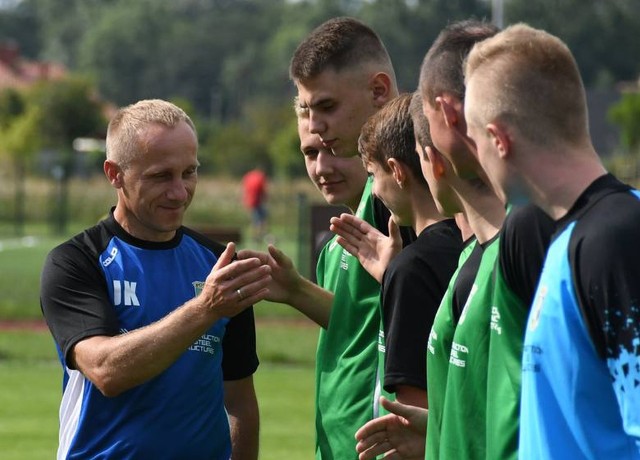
[
  {"left": 293, "top": 95, "right": 308, "bottom": 119},
  {"left": 464, "top": 23, "right": 589, "bottom": 148},
  {"left": 106, "top": 99, "right": 196, "bottom": 167}
]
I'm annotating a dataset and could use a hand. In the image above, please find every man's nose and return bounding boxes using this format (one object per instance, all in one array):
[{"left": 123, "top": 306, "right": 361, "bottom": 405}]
[{"left": 308, "top": 110, "right": 327, "bottom": 135}]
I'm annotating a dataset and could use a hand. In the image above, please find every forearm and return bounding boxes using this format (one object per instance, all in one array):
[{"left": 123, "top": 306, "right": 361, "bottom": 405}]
[
  {"left": 226, "top": 377, "right": 259, "bottom": 460},
  {"left": 287, "top": 276, "right": 333, "bottom": 328},
  {"left": 72, "top": 296, "right": 222, "bottom": 396},
  {"left": 395, "top": 385, "right": 428, "bottom": 409}
]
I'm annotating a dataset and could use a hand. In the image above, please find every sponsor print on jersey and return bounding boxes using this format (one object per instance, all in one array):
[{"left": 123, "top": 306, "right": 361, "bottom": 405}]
[
  {"left": 378, "top": 329, "right": 386, "bottom": 353},
  {"left": 340, "top": 249, "right": 350, "bottom": 271},
  {"left": 449, "top": 341, "right": 468, "bottom": 368},
  {"left": 490, "top": 306, "right": 502, "bottom": 335},
  {"left": 522, "top": 344, "right": 542, "bottom": 373},
  {"left": 427, "top": 329, "right": 437, "bottom": 355},
  {"left": 188, "top": 333, "right": 222, "bottom": 356}
]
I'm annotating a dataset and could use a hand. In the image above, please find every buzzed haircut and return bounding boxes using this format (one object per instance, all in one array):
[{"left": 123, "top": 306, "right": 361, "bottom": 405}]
[
  {"left": 290, "top": 16, "right": 395, "bottom": 81},
  {"left": 465, "top": 23, "right": 589, "bottom": 147},
  {"left": 419, "top": 19, "right": 499, "bottom": 105},
  {"left": 358, "top": 93, "right": 427, "bottom": 187},
  {"left": 106, "top": 99, "right": 196, "bottom": 168},
  {"left": 409, "top": 91, "right": 433, "bottom": 156}
]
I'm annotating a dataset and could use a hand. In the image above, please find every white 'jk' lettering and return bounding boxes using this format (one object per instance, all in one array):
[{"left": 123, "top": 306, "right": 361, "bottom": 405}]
[{"left": 113, "top": 280, "right": 140, "bottom": 306}]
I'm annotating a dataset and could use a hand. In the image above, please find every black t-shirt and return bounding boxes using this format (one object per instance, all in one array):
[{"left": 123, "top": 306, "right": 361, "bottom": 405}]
[
  {"left": 452, "top": 237, "right": 486, "bottom": 323},
  {"left": 499, "top": 204, "right": 555, "bottom": 307},
  {"left": 381, "top": 219, "right": 462, "bottom": 392}
]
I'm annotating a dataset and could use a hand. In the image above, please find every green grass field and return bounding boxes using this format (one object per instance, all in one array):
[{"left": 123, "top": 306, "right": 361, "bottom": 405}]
[
  {"left": 0, "top": 326, "right": 318, "bottom": 459},
  {"left": 0, "top": 233, "right": 318, "bottom": 458}
]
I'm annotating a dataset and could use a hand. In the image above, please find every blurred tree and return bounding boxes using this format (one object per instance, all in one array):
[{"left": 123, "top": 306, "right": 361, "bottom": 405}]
[
  {"left": 20, "top": 0, "right": 110, "bottom": 67},
  {"left": 0, "top": 0, "right": 638, "bottom": 182},
  {"left": 361, "top": 0, "right": 490, "bottom": 91},
  {"left": 505, "top": 0, "right": 640, "bottom": 88},
  {"left": 0, "top": 88, "right": 39, "bottom": 235},
  {"left": 0, "top": 3, "right": 40, "bottom": 58},
  {"left": 608, "top": 91, "right": 640, "bottom": 153},
  {"left": 26, "top": 76, "right": 106, "bottom": 233},
  {"left": 268, "top": 115, "right": 306, "bottom": 179}
]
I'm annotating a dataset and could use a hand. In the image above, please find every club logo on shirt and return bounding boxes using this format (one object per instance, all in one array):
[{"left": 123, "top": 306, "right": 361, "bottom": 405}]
[
  {"left": 529, "top": 285, "right": 548, "bottom": 332},
  {"left": 193, "top": 281, "right": 205, "bottom": 297}
]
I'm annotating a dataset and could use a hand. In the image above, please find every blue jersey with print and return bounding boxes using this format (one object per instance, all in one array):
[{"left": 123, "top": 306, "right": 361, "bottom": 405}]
[
  {"left": 520, "top": 178, "right": 640, "bottom": 460},
  {"left": 41, "top": 214, "right": 257, "bottom": 460}
]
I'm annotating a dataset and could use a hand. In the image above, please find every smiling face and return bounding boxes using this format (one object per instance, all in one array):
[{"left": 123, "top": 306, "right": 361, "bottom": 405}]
[
  {"left": 295, "top": 67, "right": 381, "bottom": 158},
  {"left": 107, "top": 120, "right": 199, "bottom": 242},
  {"left": 298, "top": 117, "right": 367, "bottom": 212}
]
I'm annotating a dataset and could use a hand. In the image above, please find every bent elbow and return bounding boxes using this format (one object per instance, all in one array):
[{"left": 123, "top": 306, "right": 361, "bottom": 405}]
[{"left": 89, "top": 369, "right": 128, "bottom": 398}]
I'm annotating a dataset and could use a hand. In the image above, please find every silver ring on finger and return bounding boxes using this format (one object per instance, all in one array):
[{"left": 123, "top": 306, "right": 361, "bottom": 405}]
[{"left": 236, "top": 288, "right": 244, "bottom": 301}]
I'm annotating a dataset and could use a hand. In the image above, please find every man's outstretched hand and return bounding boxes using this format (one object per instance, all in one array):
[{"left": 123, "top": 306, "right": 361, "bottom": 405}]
[{"left": 355, "top": 397, "right": 427, "bottom": 460}]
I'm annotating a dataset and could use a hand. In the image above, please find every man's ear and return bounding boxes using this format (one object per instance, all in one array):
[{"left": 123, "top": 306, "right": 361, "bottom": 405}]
[
  {"left": 487, "top": 123, "right": 511, "bottom": 160},
  {"left": 426, "top": 146, "right": 446, "bottom": 179},
  {"left": 437, "top": 95, "right": 459, "bottom": 129},
  {"left": 104, "top": 160, "right": 124, "bottom": 188},
  {"left": 387, "top": 158, "right": 405, "bottom": 187},
  {"left": 370, "top": 72, "right": 393, "bottom": 107}
]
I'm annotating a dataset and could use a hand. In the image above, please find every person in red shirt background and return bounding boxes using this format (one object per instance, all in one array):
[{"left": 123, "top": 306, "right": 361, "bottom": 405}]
[{"left": 242, "top": 168, "right": 269, "bottom": 242}]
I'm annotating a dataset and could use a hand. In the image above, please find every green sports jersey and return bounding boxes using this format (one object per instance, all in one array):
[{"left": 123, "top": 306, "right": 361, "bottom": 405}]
[
  {"left": 425, "top": 240, "right": 477, "bottom": 460},
  {"left": 438, "top": 236, "right": 500, "bottom": 460},
  {"left": 376, "top": 324, "right": 395, "bottom": 418},
  {"left": 485, "top": 259, "right": 526, "bottom": 460},
  {"left": 315, "top": 177, "right": 383, "bottom": 460},
  {"left": 486, "top": 204, "right": 554, "bottom": 460}
]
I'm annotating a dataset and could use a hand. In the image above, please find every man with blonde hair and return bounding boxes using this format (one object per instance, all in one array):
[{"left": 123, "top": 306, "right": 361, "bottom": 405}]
[
  {"left": 41, "top": 99, "right": 271, "bottom": 459},
  {"left": 465, "top": 24, "right": 640, "bottom": 459}
]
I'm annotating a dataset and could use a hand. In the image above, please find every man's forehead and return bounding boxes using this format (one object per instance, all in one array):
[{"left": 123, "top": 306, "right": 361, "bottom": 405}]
[
  {"left": 295, "top": 68, "right": 360, "bottom": 107},
  {"left": 298, "top": 121, "right": 323, "bottom": 150},
  {"left": 296, "top": 86, "right": 335, "bottom": 109}
]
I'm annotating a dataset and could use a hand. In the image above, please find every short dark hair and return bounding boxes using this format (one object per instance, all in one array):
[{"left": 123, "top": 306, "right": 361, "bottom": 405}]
[
  {"left": 409, "top": 91, "right": 433, "bottom": 156},
  {"left": 290, "top": 16, "right": 394, "bottom": 81},
  {"left": 419, "top": 19, "right": 498, "bottom": 105},
  {"left": 358, "top": 93, "right": 427, "bottom": 187}
]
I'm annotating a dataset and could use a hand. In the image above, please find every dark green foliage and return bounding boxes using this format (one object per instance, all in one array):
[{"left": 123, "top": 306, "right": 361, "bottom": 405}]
[{"left": 609, "top": 92, "right": 640, "bottom": 152}]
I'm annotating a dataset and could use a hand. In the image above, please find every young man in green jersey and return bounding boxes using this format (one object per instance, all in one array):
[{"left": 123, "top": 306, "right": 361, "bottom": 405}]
[
  {"left": 330, "top": 93, "right": 463, "bottom": 413},
  {"left": 240, "top": 17, "right": 417, "bottom": 460},
  {"left": 354, "top": 20, "right": 506, "bottom": 460},
  {"left": 357, "top": 19, "right": 556, "bottom": 460}
]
